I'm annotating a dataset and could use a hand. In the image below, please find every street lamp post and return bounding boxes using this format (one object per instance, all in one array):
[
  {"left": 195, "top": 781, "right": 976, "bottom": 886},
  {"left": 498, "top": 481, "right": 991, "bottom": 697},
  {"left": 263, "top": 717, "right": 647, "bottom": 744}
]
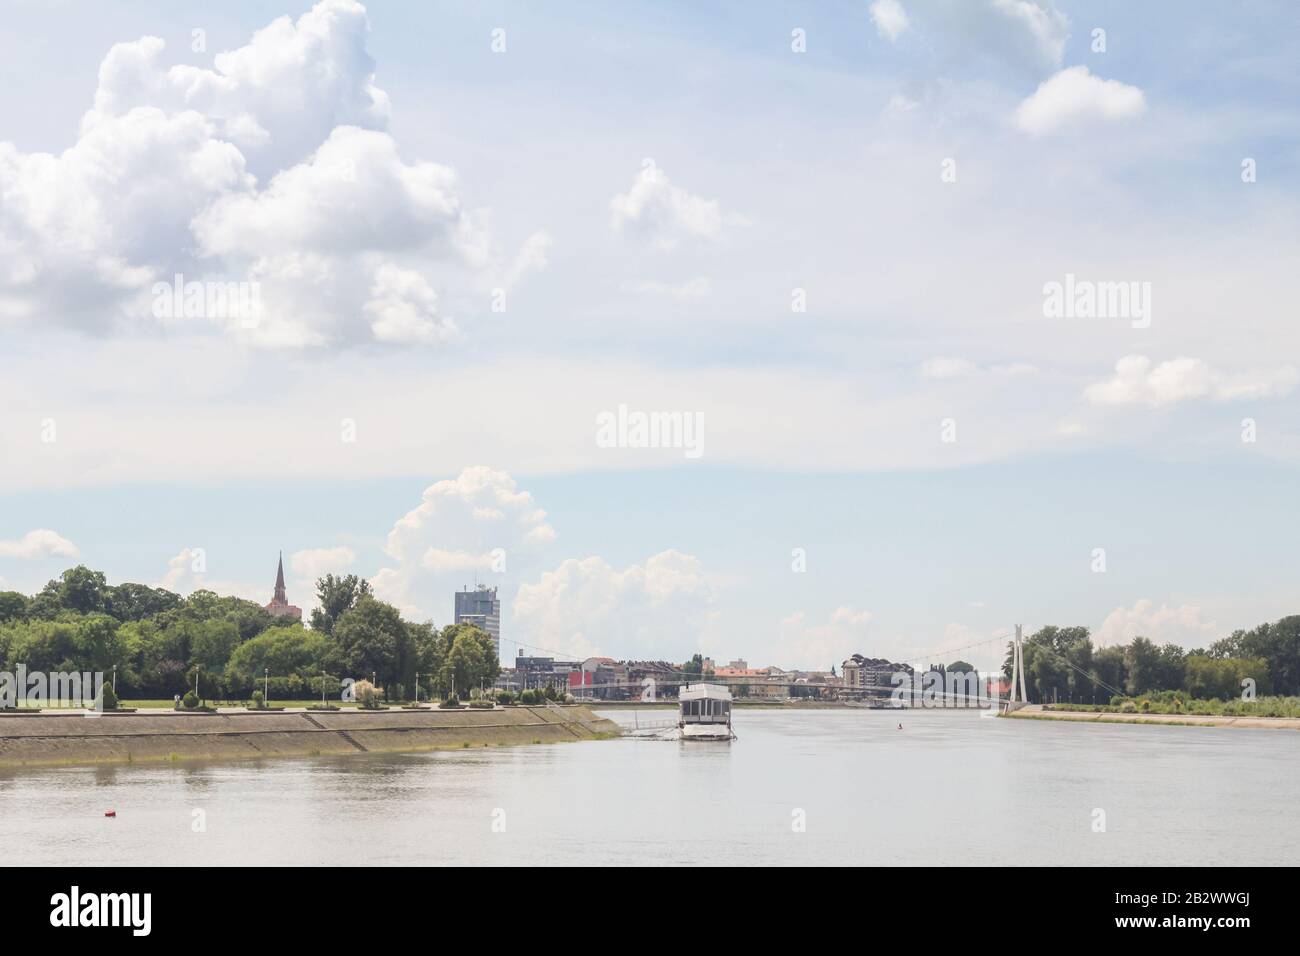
[
  {"left": 112, "top": 664, "right": 117, "bottom": 694},
  {"left": 264, "top": 667, "right": 269, "bottom": 705},
  {"left": 321, "top": 672, "right": 326, "bottom": 708}
]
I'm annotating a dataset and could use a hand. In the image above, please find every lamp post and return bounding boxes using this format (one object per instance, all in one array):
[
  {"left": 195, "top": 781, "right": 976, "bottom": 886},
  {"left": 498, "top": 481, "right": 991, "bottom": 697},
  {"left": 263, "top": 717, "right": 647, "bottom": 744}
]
[
  {"left": 264, "top": 667, "right": 269, "bottom": 705},
  {"left": 321, "top": 672, "right": 326, "bottom": 708},
  {"left": 112, "top": 664, "right": 117, "bottom": 694},
  {"left": 415, "top": 672, "right": 420, "bottom": 705}
]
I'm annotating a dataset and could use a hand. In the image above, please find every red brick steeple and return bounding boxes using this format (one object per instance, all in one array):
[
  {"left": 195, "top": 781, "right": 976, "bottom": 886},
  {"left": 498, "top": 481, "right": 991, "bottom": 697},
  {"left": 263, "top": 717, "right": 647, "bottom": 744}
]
[
  {"left": 265, "top": 550, "right": 301, "bottom": 621},
  {"left": 273, "top": 551, "right": 287, "bottom": 603}
]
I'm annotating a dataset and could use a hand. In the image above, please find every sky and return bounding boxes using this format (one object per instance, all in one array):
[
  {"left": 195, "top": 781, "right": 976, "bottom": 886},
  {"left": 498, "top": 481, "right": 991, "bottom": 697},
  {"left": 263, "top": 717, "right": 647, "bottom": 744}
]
[{"left": 1, "top": 0, "right": 1298, "bottom": 676}]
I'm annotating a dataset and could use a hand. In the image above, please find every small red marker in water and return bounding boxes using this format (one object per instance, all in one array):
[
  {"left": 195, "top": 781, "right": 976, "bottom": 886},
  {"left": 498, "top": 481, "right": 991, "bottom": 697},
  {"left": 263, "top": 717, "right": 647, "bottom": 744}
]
[{"left": 104, "top": 810, "right": 116, "bottom": 818}]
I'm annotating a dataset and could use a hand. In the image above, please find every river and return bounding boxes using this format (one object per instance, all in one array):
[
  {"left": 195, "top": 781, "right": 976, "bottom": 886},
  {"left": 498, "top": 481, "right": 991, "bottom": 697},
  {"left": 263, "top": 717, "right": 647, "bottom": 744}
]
[{"left": 2, "top": 709, "right": 1296, "bottom": 865}]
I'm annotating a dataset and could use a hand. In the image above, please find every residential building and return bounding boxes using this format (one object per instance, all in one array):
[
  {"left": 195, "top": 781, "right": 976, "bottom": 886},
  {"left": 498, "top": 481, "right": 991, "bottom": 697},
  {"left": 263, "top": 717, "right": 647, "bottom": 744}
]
[{"left": 841, "top": 654, "right": 914, "bottom": 701}]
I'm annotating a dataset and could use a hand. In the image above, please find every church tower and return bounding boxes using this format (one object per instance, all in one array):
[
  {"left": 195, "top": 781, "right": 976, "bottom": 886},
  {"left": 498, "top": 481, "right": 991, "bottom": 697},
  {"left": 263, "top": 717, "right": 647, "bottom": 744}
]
[{"left": 265, "top": 551, "right": 302, "bottom": 621}]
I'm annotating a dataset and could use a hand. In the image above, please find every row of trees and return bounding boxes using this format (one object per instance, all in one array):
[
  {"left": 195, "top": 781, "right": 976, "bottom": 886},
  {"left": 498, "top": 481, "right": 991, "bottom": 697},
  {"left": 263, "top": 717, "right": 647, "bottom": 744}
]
[
  {"left": 1000, "top": 620, "right": 1300, "bottom": 704},
  {"left": 0, "top": 567, "right": 500, "bottom": 702}
]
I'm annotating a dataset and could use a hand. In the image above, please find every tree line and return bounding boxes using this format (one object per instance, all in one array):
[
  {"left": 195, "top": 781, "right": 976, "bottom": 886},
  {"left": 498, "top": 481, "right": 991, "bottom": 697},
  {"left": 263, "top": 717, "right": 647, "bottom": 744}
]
[
  {"left": 0, "top": 567, "right": 500, "bottom": 702},
  {"left": 1000, "top": 620, "right": 1300, "bottom": 704}
]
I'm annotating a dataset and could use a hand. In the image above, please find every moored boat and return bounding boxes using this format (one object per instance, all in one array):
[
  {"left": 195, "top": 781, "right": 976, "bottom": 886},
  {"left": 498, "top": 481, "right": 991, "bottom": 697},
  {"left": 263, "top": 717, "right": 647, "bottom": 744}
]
[{"left": 678, "top": 682, "right": 736, "bottom": 740}]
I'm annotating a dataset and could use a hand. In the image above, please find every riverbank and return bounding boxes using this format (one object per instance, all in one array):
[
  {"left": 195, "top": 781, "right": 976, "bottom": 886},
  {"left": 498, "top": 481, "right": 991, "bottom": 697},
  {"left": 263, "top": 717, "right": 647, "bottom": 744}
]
[
  {"left": 1006, "top": 703, "right": 1300, "bottom": 730},
  {"left": 0, "top": 706, "right": 620, "bottom": 768},
  {"left": 586, "top": 699, "right": 886, "bottom": 709}
]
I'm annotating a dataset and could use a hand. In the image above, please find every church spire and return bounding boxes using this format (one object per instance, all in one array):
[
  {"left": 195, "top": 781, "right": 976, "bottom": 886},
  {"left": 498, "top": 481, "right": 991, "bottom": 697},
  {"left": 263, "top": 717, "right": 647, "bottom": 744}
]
[{"left": 273, "top": 551, "right": 287, "bottom": 603}]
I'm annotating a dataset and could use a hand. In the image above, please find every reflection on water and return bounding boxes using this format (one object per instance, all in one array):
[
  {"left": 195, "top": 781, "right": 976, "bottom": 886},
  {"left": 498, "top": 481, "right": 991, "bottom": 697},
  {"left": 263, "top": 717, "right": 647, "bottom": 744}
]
[{"left": 2, "top": 709, "right": 1296, "bottom": 865}]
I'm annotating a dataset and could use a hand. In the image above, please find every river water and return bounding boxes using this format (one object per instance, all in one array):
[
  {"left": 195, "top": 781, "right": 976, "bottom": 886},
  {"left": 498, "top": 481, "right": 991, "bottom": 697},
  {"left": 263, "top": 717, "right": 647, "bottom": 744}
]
[{"left": 2, "top": 709, "right": 1296, "bottom": 865}]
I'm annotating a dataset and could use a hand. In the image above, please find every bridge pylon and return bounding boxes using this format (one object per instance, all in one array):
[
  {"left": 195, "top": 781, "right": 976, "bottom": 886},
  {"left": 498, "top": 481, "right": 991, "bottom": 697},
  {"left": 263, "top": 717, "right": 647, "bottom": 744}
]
[{"left": 1005, "top": 624, "right": 1029, "bottom": 712}]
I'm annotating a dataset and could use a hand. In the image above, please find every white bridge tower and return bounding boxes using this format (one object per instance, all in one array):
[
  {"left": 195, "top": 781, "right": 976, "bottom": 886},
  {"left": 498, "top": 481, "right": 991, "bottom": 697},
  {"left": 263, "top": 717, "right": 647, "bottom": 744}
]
[{"left": 1005, "top": 624, "right": 1029, "bottom": 712}]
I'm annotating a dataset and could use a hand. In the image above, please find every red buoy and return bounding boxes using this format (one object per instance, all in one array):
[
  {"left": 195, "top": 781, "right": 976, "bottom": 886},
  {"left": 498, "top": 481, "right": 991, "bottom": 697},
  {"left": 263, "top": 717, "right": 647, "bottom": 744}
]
[{"left": 104, "top": 810, "right": 116, "bottom": 817}]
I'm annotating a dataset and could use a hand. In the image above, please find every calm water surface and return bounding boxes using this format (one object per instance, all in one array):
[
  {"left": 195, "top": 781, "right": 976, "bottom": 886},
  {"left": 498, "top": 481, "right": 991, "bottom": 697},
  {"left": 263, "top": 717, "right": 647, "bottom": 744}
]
[{"left": 2, "top": 709, "right": 1296, "bottom": 865}]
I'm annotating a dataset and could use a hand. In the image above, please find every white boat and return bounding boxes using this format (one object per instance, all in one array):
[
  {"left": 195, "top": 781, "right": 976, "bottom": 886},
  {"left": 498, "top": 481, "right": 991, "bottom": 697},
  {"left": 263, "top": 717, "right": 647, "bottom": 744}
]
[{"left": 678, "top": 683, "right": 736, "bottom": 740}]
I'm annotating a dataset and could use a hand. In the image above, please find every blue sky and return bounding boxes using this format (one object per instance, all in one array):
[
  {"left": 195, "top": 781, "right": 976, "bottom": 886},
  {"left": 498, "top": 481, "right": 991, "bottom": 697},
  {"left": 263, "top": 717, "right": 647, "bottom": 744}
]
[{"left": 1, "top": 1, "right": 1298, "bottom": 673}]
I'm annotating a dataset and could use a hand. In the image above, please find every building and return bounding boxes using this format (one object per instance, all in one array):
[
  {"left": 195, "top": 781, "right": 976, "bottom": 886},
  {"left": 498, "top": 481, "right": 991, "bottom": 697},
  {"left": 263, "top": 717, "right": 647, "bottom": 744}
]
[
  {"left": 841, "top": 654, "right": 913, "bottom": 701},
  {"left": 455, "top": 584, "right": 501, "bottom": 661},
  {"left": 264, "top": 553, "right": 302, "bottom": 621},
  {"left": 625, "top": 660, "right": 679, "bottom": 699},
  {"left": 514, "top": 656, "right": 578, "bottom": 693},
  {"left": 571, "top": 657, "right": 630, "bottom": 700}
]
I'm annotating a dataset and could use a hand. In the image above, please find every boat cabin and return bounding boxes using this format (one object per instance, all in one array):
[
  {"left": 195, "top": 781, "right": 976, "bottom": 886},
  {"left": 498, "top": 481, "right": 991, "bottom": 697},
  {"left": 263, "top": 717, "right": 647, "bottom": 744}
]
[{"left": 678, "top": 682, "right": 735, "bottom": 739}]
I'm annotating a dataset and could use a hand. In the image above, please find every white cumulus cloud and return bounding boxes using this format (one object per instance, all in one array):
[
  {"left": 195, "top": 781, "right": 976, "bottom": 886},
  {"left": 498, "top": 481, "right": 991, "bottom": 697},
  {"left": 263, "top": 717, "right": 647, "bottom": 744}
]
[
  {"left": 1015, "top": 65, "right": 1145, "bottom": 135},
  {"left": 1095, "top": 599, "right": 1218, "bottom": 649},
  {"left": 610, "top": 164, "right": 728, "bottom": 248},
  {"left": 0, "top": 529, "right": 80, "bottom": 560},
  {"left": 158, "top": 547, "right": 262, "bottom": 601},
  {"left": 363, "top": 263, "right": 461, "bottom": 346},
  {"left": 779, "top": 606, "right": 874, "bottom": 670},
  {"left": 0, "top": 1, "right": 525, "bottom": 350},
  {"left": 991, "top": 0, "right": 1070, "bottom": 69},
  {"left": 513, "top": 550, "right": 716, "bottom": 661},
  {"left": 370, "top": 467, "right": 556, "bottom": 619},
  {"left": 1084, "top": 355, "right": 1298, "bottom": 407},
  {"left": 870, "top": 0, "right": 910, "bottom": 42}
]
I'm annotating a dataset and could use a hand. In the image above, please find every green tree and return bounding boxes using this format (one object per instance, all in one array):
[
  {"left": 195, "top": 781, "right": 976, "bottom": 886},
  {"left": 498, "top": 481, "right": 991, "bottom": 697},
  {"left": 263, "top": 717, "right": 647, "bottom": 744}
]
[
  {"left": 0, "top": 591, "right": 29, "bottom": 623},
  {"left": 328, "top": 595, "right": 407, "bottom": 689},
  {"left": 310, "top": 574, "right": 372, "bottom": 635},
  {"left": 1213, "top": 616, "right": 1300, "bottom": 696},
  {"left": 225, "top": 625, "right": 330, "bottom": 695},
  {"left": 107, "top": 583, "right": 181, "bottom": 622},
  {"left": 438, "top": 624, "right": 487, "bottom": 696},
  {"left": 1091, "top": 645, "right": 1126, "bottom": 702},
  {"left": 1124, "top": 637, "right": 1161, "bottom": 695}
]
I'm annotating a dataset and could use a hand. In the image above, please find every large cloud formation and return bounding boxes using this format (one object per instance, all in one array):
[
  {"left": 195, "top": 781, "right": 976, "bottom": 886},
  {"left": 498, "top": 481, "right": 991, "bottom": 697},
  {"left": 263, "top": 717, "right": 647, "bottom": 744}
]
[
  {"left": 512, "top": 550, "right": 717, "bottom": 661},
  {"left": 0, "top": 0, "right": 513, "bottom": 348},
  {"left": 370, "top": 467, "right": 557, "bottom": 618}
]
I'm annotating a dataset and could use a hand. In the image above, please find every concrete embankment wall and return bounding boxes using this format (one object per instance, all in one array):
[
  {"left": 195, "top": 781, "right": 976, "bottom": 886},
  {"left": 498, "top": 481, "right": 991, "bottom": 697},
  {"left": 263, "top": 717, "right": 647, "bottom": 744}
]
[{"left": 0, "top": 706, "right": 620, "bottom": 769}]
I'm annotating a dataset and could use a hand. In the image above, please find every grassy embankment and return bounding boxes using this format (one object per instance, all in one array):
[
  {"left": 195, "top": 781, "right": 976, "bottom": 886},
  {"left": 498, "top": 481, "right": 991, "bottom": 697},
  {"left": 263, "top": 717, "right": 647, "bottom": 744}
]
[{"left": 1043, "top": 694, "right": 1300, "bottom": 718}]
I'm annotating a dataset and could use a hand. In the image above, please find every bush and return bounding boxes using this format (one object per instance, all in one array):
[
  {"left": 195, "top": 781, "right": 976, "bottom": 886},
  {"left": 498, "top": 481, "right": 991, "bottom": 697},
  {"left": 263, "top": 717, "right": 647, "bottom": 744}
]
[
  {"left": 468, "top": 699, "right": 494, "bottom": 709},
  {"left": 495, "top": 691, "right": 516, "bottom": 705},
  {"left": 182, "top": 690, "right": 200, "bottom": 710},
  {"left": 250, "top": 689, "right": 265, "bottom": 710},
  {"left": 354, "top": 679, "right": 382, "bottom": 710},
  {"left": 439, "top": 694, "right": 460, "bottom": 709},
  {"left": 1120, "top": 700, "right": 1137, "bottom": 713},
  {"left": 100, "top": 682, "right": 119, "bottom": 711}
]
